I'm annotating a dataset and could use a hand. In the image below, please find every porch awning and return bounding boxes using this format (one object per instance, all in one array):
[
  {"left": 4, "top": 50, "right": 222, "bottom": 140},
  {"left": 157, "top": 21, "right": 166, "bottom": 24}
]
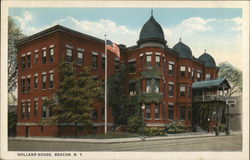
[{"left": 192, "top": 78, "right": 231, "bottom": 90}]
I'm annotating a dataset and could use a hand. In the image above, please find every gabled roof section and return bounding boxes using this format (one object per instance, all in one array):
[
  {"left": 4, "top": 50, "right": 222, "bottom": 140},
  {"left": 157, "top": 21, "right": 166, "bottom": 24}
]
[
  {"left": 16, "top": 25, "right": 105, "bottom": 46},
  {"left": 192, "top": 78, "right": 231, "bottom": 90}
]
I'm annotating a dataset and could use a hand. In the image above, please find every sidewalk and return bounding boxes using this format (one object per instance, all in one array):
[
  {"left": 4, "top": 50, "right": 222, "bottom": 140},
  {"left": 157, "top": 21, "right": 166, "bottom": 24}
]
[{"left": 9, "top": 131, "right": 242, "bottom": 144}]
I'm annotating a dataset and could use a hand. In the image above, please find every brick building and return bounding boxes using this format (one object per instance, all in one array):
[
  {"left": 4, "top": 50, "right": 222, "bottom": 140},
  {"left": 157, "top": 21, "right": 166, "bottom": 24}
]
[{"left": 16, "top": 15, "right": 220, "bottom": 137}]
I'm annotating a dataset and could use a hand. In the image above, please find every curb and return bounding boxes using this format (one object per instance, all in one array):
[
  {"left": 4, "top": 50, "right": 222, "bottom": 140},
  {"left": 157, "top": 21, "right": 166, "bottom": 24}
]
[{"left": 8, "top": 132, "right": 241, "bottom": 144}]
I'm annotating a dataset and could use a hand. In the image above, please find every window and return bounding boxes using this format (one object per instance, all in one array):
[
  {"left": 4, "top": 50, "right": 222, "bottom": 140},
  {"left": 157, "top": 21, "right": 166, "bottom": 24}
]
[
  {"left": 180, "top": 66, "right": 186, "bottom": 77},
  {"left": 114, "top": 59, "right": 119, "bottom": 71},
  {"left": 92, "top": 110, "right": 98, "bottom": 120},
  {"left": 180, "top": 86, "right": 186, "bottom": 97},
  {"left": 34, "top": 52, "right": 38, "bottom": 64},
  {"left": 168, "top": 104, "right": 174, "bottom": 120},
  {"left": 180, "top": 106, "right": 186, "bottom": 120},
  {"left": 26, "top": 77, "right": 31, "bottom": 92},
  {"left": 197, "top": 73, "right": 201, "bottom": 81},
  {"left": 187, "top": 86, "right": 191, "bottom": 97},
  {"left": 34, "top": 75, "right": 38, "bottom": 89},
  {"left": 146, "top": 104, "right": 151, "bottom": 119},
  {"left": 169, "top": 84, "right": 174, "bottom": 97},
  {"left": 34, "top": 100, "right": 38, "bottom": 116},
  {"left": 42, "top": 74, "right": 46, "bottom": 89},
  {"left": 49, "top": 73, "right": 54, "bottom": 88},
  {"left": 21, "top": 102, "right": 25, "bottom": 118},
  {"left": 140, "top": 55, "right": 143, "bottom": 67},
  {"left": 146, "top": 79, "right": 151, "bottom": 92},
  {"left": 206, "top": 74, "right": 211, "bottom": 80},
  {"left": 49, "top": 47, "right": 54, "bottom": 62},
  {"left": 154, "top": 103, "right": 160, "bottom": 119},
  {"left": 155, "top": 55, "right": 161, "bottom": 67},
  {"left": 27, "top": 55, "right": 31, "bottom": 68},
  {"left": 129, "top": 82, "right": 136, "bottom": 96},
  {"left": 188, "top": 107, "right": 191, "bottom": 121},
  {"left": 155, "top": 79, "right": 160, "bottom": 93},
  {"left": 128, "top": 61, "right": 136, "bottom": 73},
  {"left": 92, "top": 55, "right": 98, "bottom": 69},
  {"left": 191, "top": 70, "right": 195, "bottom": 80},
  {"left": 21, "top": 56, "right": 25, "bottom": 69},
  {"left": 42, "top": 49, "right": 46, "bottom": 64},
  {"left": 168, "top": 63, "right": 174, "bottom": 75},
  {"left": 21, "top": 79, "right": 25, "bottom": 93},
  {"left": 66, "top": 48, "right": 73, "bottom": 62},
  {"left": 42, "top": 101, "right": 46, "bottom": 118},
  {"left": 77, "top": 51, "right": 83, "bottom": 65},
  {"left": 26, "top": 101, "right": 30, "bottom": 118},
  {"left": 102, "top": 56, "right": 105, "bottom": 70},
  {"left": 146, "top": 55, "right": 151, "bottom": 67}
]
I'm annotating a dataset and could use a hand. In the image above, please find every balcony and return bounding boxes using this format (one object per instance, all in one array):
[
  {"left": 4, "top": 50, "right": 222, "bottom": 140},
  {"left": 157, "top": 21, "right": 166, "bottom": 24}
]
[{"left": 193, "top": 95, "right": 227, "bottom": 102}]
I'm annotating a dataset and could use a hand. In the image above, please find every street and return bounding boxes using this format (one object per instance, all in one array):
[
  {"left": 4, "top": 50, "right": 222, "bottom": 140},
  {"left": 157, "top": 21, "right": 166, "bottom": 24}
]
[{"left": 8, "top": 134, "right": 241, "bottom": 151}]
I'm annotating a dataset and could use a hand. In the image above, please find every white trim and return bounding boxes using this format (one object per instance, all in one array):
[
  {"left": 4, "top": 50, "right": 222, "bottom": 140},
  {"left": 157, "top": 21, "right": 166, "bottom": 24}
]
[
  {"left": 128, "top": 58, "right": 136, "bottom": 62},
  {"left": 197, "top": 69, "right": 202, "bottom": 73},
  {"left": 34, "top": 98, "right": 38, "bottom": 101},
  {"left": 26, "top": 99, "right": 31, "bottom": 102},
  {"left": 145, "top": 52, "right": 152, "bottom": 55},
  {"left": 140, "top": 53, "right": 143, "bottom": 57},
  {"left": 49, "top": 44, "right": 54, "bottom": 48},
  {"left": 77, "top": 48, "right": 85, "bottom": 52},
  {"left": 92, "top": 51, "right": 98, "bottom": 56},
  {"left": 21, "top": 100, "right": 25, "bottom": 102},
  {"left": 49, "top": 70, "right": 54, "bottom": 73},
  {"left": 114, "top": 57, "right": 120, "bottom": 61},
  {"left": 17, "top": 122, "right": 39, "bottom": 126},
  {"left": 42, "top": 47, "right": 46, "bottom": 50},
  {"left": 168, "top": 81, "right": 174, "bottom": 85},
  {"left": 26, "top": 75, "right": 31, "bottom": 78},
  {"left": 146, "top": 123, "right": 167, "bottom": 127},
  {"left": 102, "top": 54, "right": 106, "bottom": 57},
  {"left": 169, "top": 61, "right": 175, "bottom": 65},
  {"left": 65, "top": 44, "right": 73, "bottom": 49},
  {"left": 21, "top": 76, "right": 25, "bottom": 79},
  {"left": 34, "top": 49, "right": 39, "bottom": 53},
  {"left": 34, "top": 73, "right": 38, "bottom": 76},
  {"left": 168, "top": 102, "right": 174, "bottom": 105},
  {"left": 27, "top": 52, "right": 31, "bottom": 55},
  {"left": 42, "top": 97, "right": 47, "bottom": 100},
  {"left": 42, "top": 72, "right": 46, "bottom": 75},
  {"left": 21, "top": 54, "right": 26, "bottom": 57},
  {"left": 155, "top": 52, "right": 161, "bottom": 56}
]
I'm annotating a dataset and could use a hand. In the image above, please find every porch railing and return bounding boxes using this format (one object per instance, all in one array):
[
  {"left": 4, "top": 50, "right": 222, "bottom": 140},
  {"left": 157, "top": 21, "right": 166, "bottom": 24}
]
[{"left": 193, "top": 95, "right": 227, "bottom": 102}]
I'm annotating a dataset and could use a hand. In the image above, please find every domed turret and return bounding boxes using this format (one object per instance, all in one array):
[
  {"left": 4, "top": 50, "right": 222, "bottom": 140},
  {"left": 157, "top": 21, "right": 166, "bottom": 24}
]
[
  {"left": 172, "top": 39, "right": 193, "bottom": 59},
  {"left": 137, "top": 12, "right": 167, "bottom": 48},
  {"left": 198, "top": 50, "right": 216, "bottom": 68}
]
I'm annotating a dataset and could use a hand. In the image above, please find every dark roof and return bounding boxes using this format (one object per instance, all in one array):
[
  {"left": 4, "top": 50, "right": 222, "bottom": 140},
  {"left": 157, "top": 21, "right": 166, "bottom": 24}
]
[
  {"left": 16, "top": 25, "right": 105, "bottom": 46},
  {"left": 198, "top": 52, "right": 216, "bottom": 68},
  {"left": 192, "top": 78, "right": 231, "bottom": 90},
  {"left": 172, "top": 41, "right": 193, "bottom": 59},
  {"left": 137, "top": 16, "right": 166, "bottom": 45}
]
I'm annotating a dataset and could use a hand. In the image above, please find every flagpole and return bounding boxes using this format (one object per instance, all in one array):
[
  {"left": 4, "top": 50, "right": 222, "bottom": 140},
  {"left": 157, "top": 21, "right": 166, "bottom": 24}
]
[{"left": 104, "top": 35, "right": 108, "bottom": 134}]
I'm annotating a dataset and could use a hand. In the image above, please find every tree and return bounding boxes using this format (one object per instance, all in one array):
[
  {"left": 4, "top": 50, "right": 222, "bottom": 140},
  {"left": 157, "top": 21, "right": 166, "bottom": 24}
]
[
  {"left": 8, "top": 16, "right": 26, "bottom": 93},
  {"left": 218, "top": 62, "right": 242, "bottom": 96},
  {"left": 40, "top": 62, "right": 104, "bottom": 137}
]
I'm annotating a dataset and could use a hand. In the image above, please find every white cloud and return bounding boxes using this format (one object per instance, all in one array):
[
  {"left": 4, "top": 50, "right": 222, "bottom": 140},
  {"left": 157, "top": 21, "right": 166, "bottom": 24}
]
[
  {"left": 219, "top": 17, "right": 243, "bottom": 32},
  {"left": 177, "top": 17, "right": 215, "bottom": 33},
  {"left": 52, "top": 16, "right": 139, "bottom": 46}
]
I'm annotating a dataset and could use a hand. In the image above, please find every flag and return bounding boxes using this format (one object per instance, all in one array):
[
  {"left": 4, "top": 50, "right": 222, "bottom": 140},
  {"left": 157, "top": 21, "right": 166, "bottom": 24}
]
[{"left": 105, "top": 40, "right": 120, "bottom": 58}]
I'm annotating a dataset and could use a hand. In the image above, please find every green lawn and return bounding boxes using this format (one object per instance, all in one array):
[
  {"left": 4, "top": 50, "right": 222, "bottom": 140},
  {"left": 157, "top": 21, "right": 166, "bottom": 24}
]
[{"left": 76, "top": 133, "right": 140, "bottom": 139}]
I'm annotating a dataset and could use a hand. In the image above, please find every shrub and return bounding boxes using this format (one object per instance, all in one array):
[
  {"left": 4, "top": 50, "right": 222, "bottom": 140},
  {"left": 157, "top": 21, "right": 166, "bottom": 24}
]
[
  {"left": 127, "top": 115, "right": 143, "bottom": 133},
  {"left": 167, "top": 121, "right": 186, "bottom": 134},
  {"left": 144, "top": 127, "right": 165, "bottom": 136},
  {"left": 218, "top": 123, "right": 226, "bottom": 132}
]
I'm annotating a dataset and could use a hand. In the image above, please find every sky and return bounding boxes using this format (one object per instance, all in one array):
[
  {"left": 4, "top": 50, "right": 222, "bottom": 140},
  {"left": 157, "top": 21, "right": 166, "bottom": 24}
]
[{"left": 9, "top": 8, "right": 243, "bottom": 70}]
